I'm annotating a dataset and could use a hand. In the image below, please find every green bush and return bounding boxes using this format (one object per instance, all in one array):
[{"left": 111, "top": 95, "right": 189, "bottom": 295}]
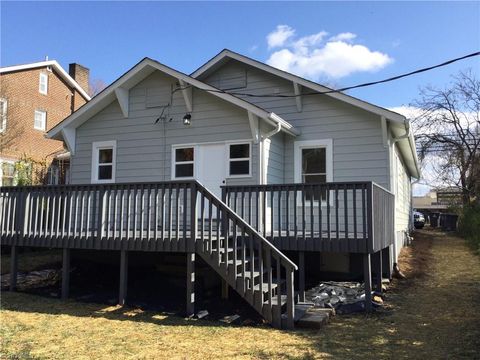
[{"left": 458, "top": 205, "right": 480, "bottom": 254}]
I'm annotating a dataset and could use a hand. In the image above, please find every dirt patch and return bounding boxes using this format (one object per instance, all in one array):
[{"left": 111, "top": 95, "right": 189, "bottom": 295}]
[{"left": 397, "top": 229, "right": 433, "bottom": 278}]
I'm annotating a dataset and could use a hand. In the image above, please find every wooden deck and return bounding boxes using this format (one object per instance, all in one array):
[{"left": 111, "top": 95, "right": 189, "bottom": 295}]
[{"left": 1, "top": 180, "right": 395, "bottom": 329}]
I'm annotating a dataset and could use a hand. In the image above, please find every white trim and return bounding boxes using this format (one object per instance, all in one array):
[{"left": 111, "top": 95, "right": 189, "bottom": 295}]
[
  {"left": 0, "top": 98, "right": 7, "bottom": 133},
  {"left": 171, "top": 145, "right": 196, "bottom": 180},
  {"left": 293, "top": 139, "right": 333, "bottom": 184},
  {"left": 226, "top": 141, "right": 252, "bottom": 178},
  {"left": 91, "top": 140, "right": 116, "bottom": 183},
  {"left": 34, "top": 110, "right": 47, "bottom": 131},
  {"left": 39, "top": 72, "right": 48, "bottom": 95},
  {"left": 1, "top": 60, "right": 90, "bottom": 100},
  {"left": 114, "top": 87, "right": 129, "bottom": 117},
  {"left": 294, "top": 139, "right": 333, "bottom": 206}
]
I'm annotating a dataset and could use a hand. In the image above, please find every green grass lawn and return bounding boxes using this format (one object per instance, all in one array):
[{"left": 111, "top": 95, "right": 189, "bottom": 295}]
[{"left": 1, "top": 230, "right": 479, "bottom": 359}]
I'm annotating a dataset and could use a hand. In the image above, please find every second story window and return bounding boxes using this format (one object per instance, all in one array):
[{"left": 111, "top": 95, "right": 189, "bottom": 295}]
[
  {"left": 0, "top": 98, "right": 6, "bottom": 133},
  {"left": 34, "top": 110, "right": 47, "bottom": 131},
  {"left": 39, "top": 72, "right": 48, "bottom": 94}
]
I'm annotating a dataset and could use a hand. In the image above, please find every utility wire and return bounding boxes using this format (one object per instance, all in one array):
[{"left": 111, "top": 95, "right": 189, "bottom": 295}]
[{"left": 175, "top": 51, "right": 480, "bottom": 99}]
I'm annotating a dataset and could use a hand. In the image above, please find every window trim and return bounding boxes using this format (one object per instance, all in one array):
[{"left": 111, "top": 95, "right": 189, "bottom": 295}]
[
  {"left": 294, "top": 139, "right": 333, "bottom": 205},
  {"left": 0, "top": 98, "right": 6, "bottom": 133},
  {"left": 91, "top": 140, "right": 117, "bottom": 183},
  {"left": 226, "top": 141, "right": 252, "bottom": 178},
  {"left": 39, "top": 72, "right": 48, "bottom": 95},
  {"left": 34, "top": 110, "right": 47, "bottom": 131},
  {"left": 0, "top": 159, "right": 16, "bottom": 187},
  {"left": 172, "top": 145, "right": 195, "bottom": 179}
]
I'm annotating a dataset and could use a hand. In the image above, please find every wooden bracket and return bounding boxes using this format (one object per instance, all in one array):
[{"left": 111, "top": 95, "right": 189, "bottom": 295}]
[
  {"left": 115, "top": 87, "right": 129, "bottom": 118},
  {"left": 293, "top": 82, "right": 302, "bottom": 112},
  {"left": 178, "top": 79, "right": 193, "bottom": 112}
]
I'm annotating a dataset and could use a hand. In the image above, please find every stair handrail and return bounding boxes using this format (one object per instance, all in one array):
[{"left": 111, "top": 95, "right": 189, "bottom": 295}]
[{"left": 194, "top": 180, "right": 298, "bottom": 271}]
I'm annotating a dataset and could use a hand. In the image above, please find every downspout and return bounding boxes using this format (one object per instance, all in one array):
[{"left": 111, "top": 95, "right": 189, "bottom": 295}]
[{"left": 262, "top": 122, "right": 282, "bottom": 140}]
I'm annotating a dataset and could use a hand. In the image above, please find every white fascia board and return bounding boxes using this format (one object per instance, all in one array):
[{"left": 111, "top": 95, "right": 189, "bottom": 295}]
[
  {"left": 389, "top": 120, "right": 421, "bottom": 179},
  {"left": 1, "top": 60, "right": 91, "bottom": 101},
  {"left": 192, "top": 49, "right": 406, "bottom": 124}
]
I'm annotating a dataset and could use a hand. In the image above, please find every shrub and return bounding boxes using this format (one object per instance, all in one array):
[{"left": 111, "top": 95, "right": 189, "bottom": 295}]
[{"left": 458, "top": 205, "right": 480, "bottom": 254}]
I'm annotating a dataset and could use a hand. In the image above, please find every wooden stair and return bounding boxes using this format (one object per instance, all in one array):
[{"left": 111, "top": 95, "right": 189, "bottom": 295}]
[{"left": 194, "top": 183, "right": 298, "bottom": 329}]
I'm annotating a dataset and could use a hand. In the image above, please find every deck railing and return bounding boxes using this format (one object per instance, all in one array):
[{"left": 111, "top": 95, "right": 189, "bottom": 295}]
[
  {"left": 0, "top": 181, "right": 297, "bottom": 328},
  {"left": 222, "top": 182, "right": 395, "bottom": 253}
]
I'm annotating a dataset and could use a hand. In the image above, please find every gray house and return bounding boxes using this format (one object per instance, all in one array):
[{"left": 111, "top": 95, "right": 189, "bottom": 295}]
[{"left": 2, "top": 49, "right": 419, "bottom": 329}]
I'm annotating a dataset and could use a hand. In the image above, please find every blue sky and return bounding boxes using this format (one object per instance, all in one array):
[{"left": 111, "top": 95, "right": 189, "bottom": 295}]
[
  {"left": 1, "top": 1, "right": 479, "bottom": 195},
  {"left": 2, "top": 1, "right": 479, "bottom": 108}
]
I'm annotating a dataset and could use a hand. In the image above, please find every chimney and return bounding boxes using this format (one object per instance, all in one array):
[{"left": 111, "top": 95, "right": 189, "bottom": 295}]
[{"left": 69, "top": 63, "right": 90, "bottom": 96}]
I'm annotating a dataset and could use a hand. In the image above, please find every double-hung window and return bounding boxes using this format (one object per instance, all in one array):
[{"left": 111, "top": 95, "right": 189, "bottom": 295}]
[
  {"left": 1, "top": 162, "right": 15, "bottom": 186},
  {"left": 39, "top": 73, "right": 48, "bottom": 94},
  {"left": 91, "top": 140, "right": 116, "bottom": 183},
  {"left": 34, "top": 110, "right": 47, "bottom": 131},
  {"left": 228, "top": 143, "right": 251, "bottom": 177},
  {"left": 0, "top": 98, "right": 6, "bottom": 133},
  {"left": 174, "top": 147, "right": 194, "bottom": 178},
  {"left": 294, "top": 139, "right": 333, "bottom": 201}
]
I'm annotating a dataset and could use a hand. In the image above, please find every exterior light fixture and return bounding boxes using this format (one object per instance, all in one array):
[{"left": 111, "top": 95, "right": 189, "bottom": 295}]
[{"left": 183, "top": 113, "right": 191, "bottom": 126}]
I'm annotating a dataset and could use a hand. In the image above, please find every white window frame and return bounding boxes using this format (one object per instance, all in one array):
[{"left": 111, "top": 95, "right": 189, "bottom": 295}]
[
  {"left": 227, "top": 141, "right": 252, "bottom": 178},
  {"left": 0, "top": 98, "right": 7, "bottom": 133},
  {"left": 172, "top": 145, "right": 195, "bottom": 179},
  {"left": 34, "top": 110, "right": 47, "bottom": 131},
  {"left": 39, "top": 72, "right": 48, "bottom": 95},
  {"left": 294, "top": 139, "right": 333, "bottom": 205},
  {"left": 0, "top": 159, "right": 16, "bottom": 187},
  {"left": 91, "top": 140, "right": 116, "bottom": 183}
]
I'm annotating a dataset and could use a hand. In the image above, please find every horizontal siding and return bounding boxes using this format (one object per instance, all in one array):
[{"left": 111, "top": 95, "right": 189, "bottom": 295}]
[
  {"left": 394, "top": 146, "right": 412, "bottom": 232},
  {"left": 203, "top": 60, "right": 390, "bottom": 189},
  {"left": 72, "top": 71, "right": 258, "bottom": 186}
]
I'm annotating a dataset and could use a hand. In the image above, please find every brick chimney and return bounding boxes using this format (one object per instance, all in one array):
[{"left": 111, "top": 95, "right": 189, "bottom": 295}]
[{"left": 69, "top": 63, "right": 90, "bottom": 96}]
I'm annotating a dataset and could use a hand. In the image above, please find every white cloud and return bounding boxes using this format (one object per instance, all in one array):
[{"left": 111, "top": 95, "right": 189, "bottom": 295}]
[
  {"left": 329, "top": 32, "right": 357, "bottom": 42},
  {"left": 266, "top": 26, "right": 393, "bottom": 80},
  {"left": 266, "top": 25, "right": 295, "bottom": 49}
]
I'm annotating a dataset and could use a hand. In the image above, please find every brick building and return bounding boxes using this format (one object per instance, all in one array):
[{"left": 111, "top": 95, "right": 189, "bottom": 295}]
[{"left": 0, "top": 60, "right": 90, "bottom": 185}]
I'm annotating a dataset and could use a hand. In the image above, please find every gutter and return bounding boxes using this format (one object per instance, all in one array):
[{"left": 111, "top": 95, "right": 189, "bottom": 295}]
[{"left": 392, "top": 120, "right": 421, "bottom": 178}]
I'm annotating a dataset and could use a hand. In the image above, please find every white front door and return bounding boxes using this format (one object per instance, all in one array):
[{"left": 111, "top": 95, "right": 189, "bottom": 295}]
[{"left": 196, "top": 143, "right": 226, "bottom": 199}]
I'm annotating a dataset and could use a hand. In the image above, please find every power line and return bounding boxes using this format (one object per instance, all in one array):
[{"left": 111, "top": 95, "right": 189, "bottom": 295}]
[{"left": 177, "top": 51, "right": 480, "bottom": 99}]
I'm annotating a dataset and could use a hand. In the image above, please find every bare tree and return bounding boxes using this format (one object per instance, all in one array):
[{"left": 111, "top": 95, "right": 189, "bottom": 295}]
[
  {"left": 89, "top": 78, "right": 108, "bottom": 97},
  {"left": 0, "top": 76, "right": 26, "bottom": 153},
  {"left": 413, "top": 69, "right": 480, "bottom": 206}
]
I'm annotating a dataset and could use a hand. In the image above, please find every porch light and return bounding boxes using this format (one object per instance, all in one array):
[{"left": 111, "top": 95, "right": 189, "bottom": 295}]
[{"left": 183, "top": 113, "right": 191, "bottom": 126}]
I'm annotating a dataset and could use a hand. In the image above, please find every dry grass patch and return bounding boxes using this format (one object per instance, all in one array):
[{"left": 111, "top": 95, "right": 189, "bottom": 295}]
[{"left": 1, "top": 230, "right": 479, "bottom": 359}]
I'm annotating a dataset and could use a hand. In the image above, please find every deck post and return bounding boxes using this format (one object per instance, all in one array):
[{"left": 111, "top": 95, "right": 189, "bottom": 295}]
[
  {"left": 384, "top": 245, "right": 393, "bottom": 279},
  {"left": 374, "top": 250, "right": 383, "bottom": 293},
  {"left": 9, "top": 245, "right": 18, "bottom": 291},
  {"left": 61, "top": 248, "right": 71, "bottom": 300},
  {"left": 221, "top": 279, "right": 229, "bottom": 299},
  {"left": 363, "top": 253, "right": 372, "bottom": 312},
  {"left": 118, "top": 250, "right": 128, "bottom": 306},
  {"left": 186, "top": 252, "right": 195, "bottom": 316},
  {"left": 298, "top": 251, "right": 305, "bottom": 302}
]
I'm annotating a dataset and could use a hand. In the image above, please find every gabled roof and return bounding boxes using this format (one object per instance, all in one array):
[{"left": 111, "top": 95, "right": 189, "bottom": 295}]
[
  {"left": 0, "top": 60, "right": 91, "bottom": 101},
  {"left": 47, "top": 57, "right": 298, "bottom": 154},
  {"left": 192, "top": 49, "right": 420, "bottom": 178},
  {"left": 192, "top": 49, "right": 407, "bottom": 123}
]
